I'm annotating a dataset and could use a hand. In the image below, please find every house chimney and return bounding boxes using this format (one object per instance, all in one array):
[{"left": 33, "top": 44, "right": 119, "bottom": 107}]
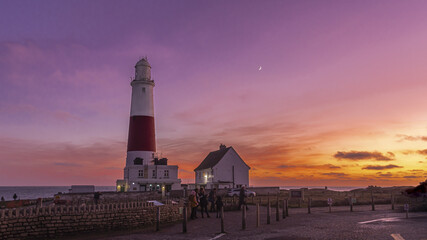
[{"left": 219, "top": 144, "right": 226, "bottom": 150}]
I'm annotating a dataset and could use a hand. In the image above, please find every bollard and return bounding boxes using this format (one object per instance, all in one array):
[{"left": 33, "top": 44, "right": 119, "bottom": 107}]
[
  {"left": 350, "top": 196, "right": 353, "bottom": 212},
  {"left": 220, "top": 206, "right": 225, "bottom": 233},
  {"left": 156, "top": 206, "right": 160, "bottom": 231},
  {"left": 282, "top": 200, "right": 286, "bottom": 219},
  {"left": 256, "top": 203, "right": 260, "bottom": 227},
  {"left": 242, "top": 204, "right": 246, "bottom": 230},
  {"left": 308, "top": 197, "right": 311, "bottom": 214},
  {"left": 267, "top": 197, "right": 271, "bottom": 224},
  {"left": 391, "top": 194, "right": 395, "bottom": 210},
  {"left": 276, "top": 198, "right": 280, "bottom": 221},
  {"left": 182, "top": 206, "right": 187, "bottom": 233},
  {"left": 371, "top": 191, "right": 375, "bottom": 211}
]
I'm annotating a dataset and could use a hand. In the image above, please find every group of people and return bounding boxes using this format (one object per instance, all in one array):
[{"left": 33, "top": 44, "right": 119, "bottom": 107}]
[
  {"left": 188, "top": 187, "right": 223, "bottom": 219},
  {"left": 188, "top": 186, "right": 248, "bottom": 220}
]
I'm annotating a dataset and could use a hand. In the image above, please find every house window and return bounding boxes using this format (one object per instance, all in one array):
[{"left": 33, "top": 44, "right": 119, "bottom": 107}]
[
  {"left": 152, "top": 170, "right": 156, "bottom": 178},
  {"left": 138, "top": 170, "right": 144, "bottom": 178},
  {"left": 164, "top": 170, "right": 169, "bottom": 178}
]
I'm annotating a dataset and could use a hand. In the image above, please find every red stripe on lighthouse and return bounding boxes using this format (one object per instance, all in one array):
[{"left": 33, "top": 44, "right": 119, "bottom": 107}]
[{"left": 127, "top": 116, "right": 156, "bottom": 152}]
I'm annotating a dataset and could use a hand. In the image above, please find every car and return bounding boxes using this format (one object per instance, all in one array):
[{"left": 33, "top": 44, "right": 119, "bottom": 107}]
[{"left": 227, "top": 188, "right": 256, "bottom": 197}]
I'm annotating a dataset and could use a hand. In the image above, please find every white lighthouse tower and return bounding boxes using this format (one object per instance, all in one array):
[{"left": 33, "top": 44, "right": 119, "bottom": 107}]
[
  {"left": 126, "top": 58, "right": 156, "bottom": 167},
  {"left": 116, "top": 58, "right": 181, "bottom": 193}
]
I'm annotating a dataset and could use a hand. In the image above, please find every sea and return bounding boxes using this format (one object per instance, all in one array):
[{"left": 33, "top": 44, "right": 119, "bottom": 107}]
[
  {"left": 0, "top": 186, "right": 116, "bottom": 201},
  {"left": 0, "top": 186, "right": 362, "bottom": 201}
]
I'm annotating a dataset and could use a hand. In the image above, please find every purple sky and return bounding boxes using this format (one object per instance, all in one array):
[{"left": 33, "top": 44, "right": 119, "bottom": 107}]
[{"left": 1, "top": 0, "right": 427, "bottom": 186}]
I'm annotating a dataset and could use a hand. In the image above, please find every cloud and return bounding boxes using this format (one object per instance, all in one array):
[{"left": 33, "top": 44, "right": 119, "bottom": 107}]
[
  {"left": 417, "top": 149, "right": 427, "bottom": 155},
  {"left": 54, "top": 162, "right": 82, "bottom": 167},
  {"left": 334, "top": 151, "right": 394, "bottom": 161},
  {"left": 323, "top": 164, "right": 341, "bottom": 169},
  {"left": 379, "top": 173, "right": 393, "bottom": 177},
  {"left": 322, "top": 172, "right": 348, "bottom": 177},
  {"left": 277, "top": 165, "right": 296, "bottom": 169},
  {"left": 362, "top": 164, "right": 402, "bottom": 170},
  {"left": 396, "top": 134, "right": 427, "bottom": 142},
  {"left": 403, "top": 176, "right": 419, "bottom": 179}
]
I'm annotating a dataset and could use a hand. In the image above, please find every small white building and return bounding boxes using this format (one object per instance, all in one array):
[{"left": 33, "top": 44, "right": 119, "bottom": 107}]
[{"left": 194, "top": 144, "right": 250, "bottom": 189}]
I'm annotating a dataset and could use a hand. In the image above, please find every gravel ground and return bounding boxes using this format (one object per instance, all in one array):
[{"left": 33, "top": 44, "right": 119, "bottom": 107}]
[{"left": 70, "top": 204, "right": 427, "bottom": 240}]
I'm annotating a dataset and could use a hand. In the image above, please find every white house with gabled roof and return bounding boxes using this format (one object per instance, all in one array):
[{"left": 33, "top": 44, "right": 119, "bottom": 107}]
[{"left": 194, "top": 144, "right": 250, "bottom": 189}]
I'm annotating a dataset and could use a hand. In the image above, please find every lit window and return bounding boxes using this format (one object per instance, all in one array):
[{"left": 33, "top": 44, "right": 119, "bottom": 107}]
[{"left": 138, "top": 170, "right": 144, "bottom": 178}]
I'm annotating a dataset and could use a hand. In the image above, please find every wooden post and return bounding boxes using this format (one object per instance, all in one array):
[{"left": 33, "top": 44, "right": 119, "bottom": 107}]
[
  {"left": 350, "top": 196, "right": 353, "bottom": 212},
  {"left": 182, "top": 206, "right": 187, "bottom": 233},
  {"left": 276, "top": 197, "right": 280, "bottom": 221},
  {"left": 242, "top": 204, "right": 246, "bottom": 230},
  {"left": 220, "top": 206, "right": 225, "bottom": 233},
  {"left": 156, "top": 206, "right": 160, "bottom": 231},
  {"left": 371, "top": 191, "right": 375, "bottom": 211},
  {"left": 256, "top": 203, "right": 260, "bottom": 227},
  {"left": 285, "top": 199, "right": 289, "bottom": 216},
  {"left": 391, "top": 194, "right": 395, "bottom": 210},
  {"left": 329, "top": 204, "right": 331, "bottom": 213},
  {"left": 282, "top": 200, "right": 286, "bottom": 219},
  {"left": 267, "top": 197, "right": 271, "bottom": 224},
  {"left": 406, "top": 207, "right": 409, "bottom": 219},
  {"left": 307, "top": 197, "right": 311, "bottom": 214}
]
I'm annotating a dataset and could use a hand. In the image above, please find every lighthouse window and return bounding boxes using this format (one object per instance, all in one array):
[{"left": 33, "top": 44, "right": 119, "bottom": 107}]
[
  {"left": 134, "top": 158, "right": 143, "bottom": 165},
  {"left": 138, "top": 170, "right": 144, "bottom": 178},
  {"left": 142, "top": 87, "right": 146, "bottom": 93}
]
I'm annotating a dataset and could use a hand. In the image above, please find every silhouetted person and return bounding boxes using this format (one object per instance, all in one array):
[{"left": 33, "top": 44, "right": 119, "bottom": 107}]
[
  {"left": 208, "top": 188, "right": 217, "bottom": 212},
  {"left": 199, "top": 188, "right": 210, "bottom": 218},
  {"left": 215, "top": 196, "right": 223, "bottom": 218},
  {"left": 13, "top": 193, "right": 17, "bottom": 201},
  {"left": 189, "top": 191, "right": 198, "bottom": 219},
  {"left": 94, "top": 192, "right": 101, "bottom": 205},
  {"left": 238, "top": 186, "right": 248, "bottom": 210}
]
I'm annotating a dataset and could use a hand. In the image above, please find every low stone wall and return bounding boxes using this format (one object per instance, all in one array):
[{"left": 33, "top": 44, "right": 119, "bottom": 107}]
[{"left": 0, "top": 201, "right": 183, "bottom": 240}]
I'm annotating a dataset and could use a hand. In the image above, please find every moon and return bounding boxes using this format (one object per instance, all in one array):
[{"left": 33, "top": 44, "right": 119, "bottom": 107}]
[{"left": 258, "top": 66, "right": 262, "bottom": 71}]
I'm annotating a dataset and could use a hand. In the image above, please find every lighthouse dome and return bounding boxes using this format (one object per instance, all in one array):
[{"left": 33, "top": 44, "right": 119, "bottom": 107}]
[
  {"left": 135, "top": 58, "right": 151, "bottom": 67},
  {"left": 135, "top": 57, "right": 151, "bottom": 80}
]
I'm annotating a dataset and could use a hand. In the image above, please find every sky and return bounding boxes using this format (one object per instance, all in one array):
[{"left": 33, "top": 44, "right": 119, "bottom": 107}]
[{"left": 0, "top": 0, "right": 426, "bottom": 187}]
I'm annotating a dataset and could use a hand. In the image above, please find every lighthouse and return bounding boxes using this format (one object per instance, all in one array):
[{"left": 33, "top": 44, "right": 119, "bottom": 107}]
[
  {"left": 117, "top": 58, "right": 181, "bottom": 193},
  {"left": 126, "top": 58, "right": 156, "bottom": 167}
]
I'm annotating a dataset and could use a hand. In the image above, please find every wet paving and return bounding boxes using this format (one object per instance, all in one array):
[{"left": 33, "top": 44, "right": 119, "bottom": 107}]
[{"left": 70, "top": 204, "right": 427, "bottom": 240}]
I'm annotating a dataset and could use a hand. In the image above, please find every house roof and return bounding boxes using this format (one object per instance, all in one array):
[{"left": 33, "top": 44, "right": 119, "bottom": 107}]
[{"left": 194, "top": 147, "right": 231, "bottom": 171}]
